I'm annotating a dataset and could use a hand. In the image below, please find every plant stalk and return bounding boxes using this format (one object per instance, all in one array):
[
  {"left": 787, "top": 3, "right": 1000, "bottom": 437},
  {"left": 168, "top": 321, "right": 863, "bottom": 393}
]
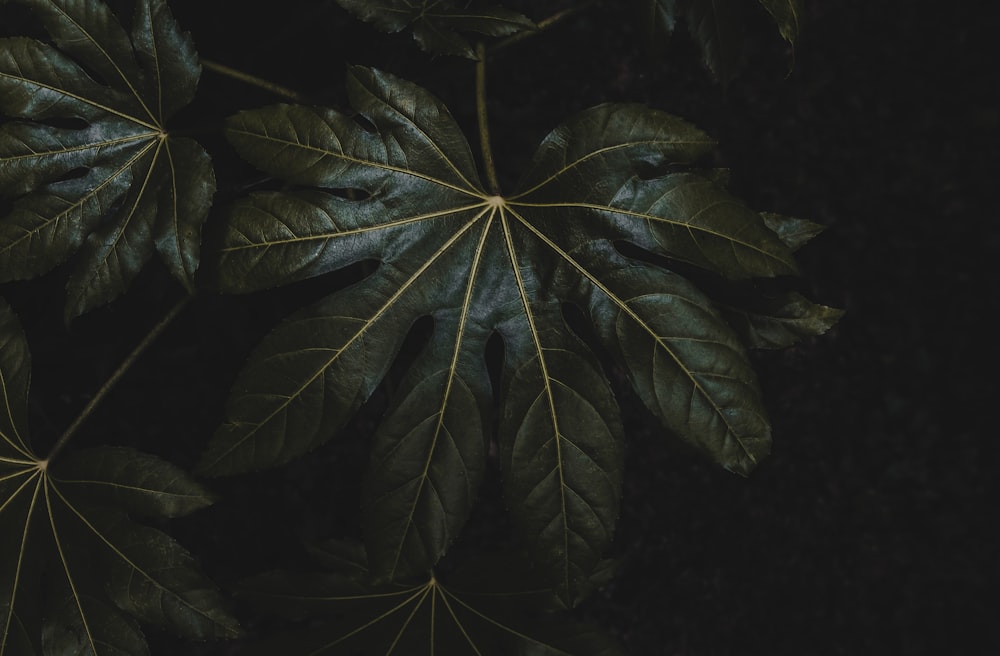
[
  {"left": 200, "top": 58, "right": 311, "bottom": 103},
  {"left": 490, "top": 2, "right": 599, "bottom": 54},
  {"left": 475, "top": 43, "right": 501, "bottom": 195},
  {"left": 46, "top": 295, "right": 191, "bottom": 463}
]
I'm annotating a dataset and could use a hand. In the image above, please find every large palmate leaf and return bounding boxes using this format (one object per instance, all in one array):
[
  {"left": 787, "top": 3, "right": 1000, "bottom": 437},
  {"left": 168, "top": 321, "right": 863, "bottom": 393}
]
[
  {"left": 0, "top": 299, "right": 240, "bottom": 654},
  {"left": 200, "top": 67, "right": 834, "bottom": 604},
  {"left": 333, "top": 0, "right": 535, "bottom": 58},
  {"left": 0, "top": 0, "right": 214, "bottom": 319},
  {"left": 238, "top": 539, "right": 624, "bottom": 656},
  {"left": 640, "top": 0, "right": 802, "bottom": 82}
]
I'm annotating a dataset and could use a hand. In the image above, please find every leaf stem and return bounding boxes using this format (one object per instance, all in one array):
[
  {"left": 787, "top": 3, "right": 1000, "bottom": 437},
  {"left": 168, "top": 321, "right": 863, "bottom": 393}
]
[
  {"left": 46, "top": 295, "right": 191, "bottom": 463},
  {"left": 490, "top": 1, "right": 599, "bottom": 54},
  {"left": 475, "top": 42, "right": 501, "bottom": 195},
  {"left": 200, "top": 58, "right": 312, "bottom": 104}
]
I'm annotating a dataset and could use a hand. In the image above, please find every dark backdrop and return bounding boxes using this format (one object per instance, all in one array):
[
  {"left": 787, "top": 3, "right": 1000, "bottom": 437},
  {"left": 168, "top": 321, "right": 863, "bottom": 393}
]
[{"left": 2, "top": 1, "right": 994, "bottom": 654}]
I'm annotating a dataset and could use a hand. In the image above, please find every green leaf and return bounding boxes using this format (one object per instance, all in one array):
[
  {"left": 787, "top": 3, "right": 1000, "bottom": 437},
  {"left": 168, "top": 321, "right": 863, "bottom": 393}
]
[
  {"left": 0, "top": 298, "right": 240, "bottom": 655},
  {"left": 720, "top": 290, "right": 844, "bottom": 349},
  {"left": 0, "top": 0, "right": 214, "bottom": 320},
  {"left": 761, "top": 211, "right": 825, "bottom": 251},
  {"left": 52, "top": 447, "right": 214, "bottom": 518},
  {"left": 237, "top": 540, "right": 625, "bottom": 656},
  {"left": 333, "top": 0, "right": 535, "bottom": 58},
  {"left": 204, "top": 67, "right": 821, "bottom": 602},
  {"left": 361, "top": 322, "right": 492, "bottom": 582}
]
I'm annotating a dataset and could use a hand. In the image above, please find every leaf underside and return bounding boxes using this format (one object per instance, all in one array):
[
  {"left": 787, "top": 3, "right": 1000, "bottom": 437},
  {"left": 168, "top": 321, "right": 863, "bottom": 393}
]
[
  {"left": 0, "top": 298, "right": 239, "bottom": 655},
  {"left": 200, "top": 65, "right": 835, "bottom": 605},
  {"left": 0, "top": 0, "right": 214, "bottom": 320}
]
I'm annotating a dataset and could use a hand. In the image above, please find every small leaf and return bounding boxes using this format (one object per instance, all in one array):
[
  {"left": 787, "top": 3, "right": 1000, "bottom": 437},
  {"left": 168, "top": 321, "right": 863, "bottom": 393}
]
[
  {"left": 333, "top": 0, "right": 535, "bottom": 58},
  {"left": 0, "top": 0, "right": 214, "bottom": 319},
  {"left": 761, "top": 211, "right": 825, "bottom": 251},
  {"left": 720, "top": 291, "right": 844, "bottom": 349}
]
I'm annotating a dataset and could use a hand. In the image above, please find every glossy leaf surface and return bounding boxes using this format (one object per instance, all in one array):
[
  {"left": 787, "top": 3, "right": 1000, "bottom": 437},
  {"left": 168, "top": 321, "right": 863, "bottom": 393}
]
[
  {"left": 201, "top": 67, "right": 821, "bottom": 603},
  {"left": 333, "top": 0, "right": 535, "bottom": 58},
  {"left": 0, "top": 299, "right": 239, "bottom": 655},
  {"left": 0, "top": 0, "right": 214, "bottom": 319}
]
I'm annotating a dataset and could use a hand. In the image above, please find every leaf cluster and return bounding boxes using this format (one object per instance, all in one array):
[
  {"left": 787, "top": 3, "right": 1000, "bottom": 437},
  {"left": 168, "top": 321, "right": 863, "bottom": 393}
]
[{"left": 0, "top": 0, "right": 837, "bottom": 653}]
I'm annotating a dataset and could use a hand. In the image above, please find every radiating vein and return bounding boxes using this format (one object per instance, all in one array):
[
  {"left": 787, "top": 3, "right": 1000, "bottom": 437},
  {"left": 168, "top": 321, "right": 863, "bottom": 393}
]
[
  {"left": 0, "top": 68, "right": 159, "bottom": 131},
  {"left": 44, "top": 1, "right": 158, "bottom": 125},
  {"left": 0, "top": 138, "right": 158, "bottom": 254},
  {"left": 509, "top": 199, "right": 787, "bottom": 265},
  {"left": 44, "top": 477, "right": 98, "bottom": 654},
  {"left": 386, "top": 208, "right": 494, "bottom": 578},
  {"left": 220, "top": 202, "right": 486, "bottom": 253},
  {"left": 509, "top": 137, "right": 714, "bottom": 200},
  {"left": 226, "top": 127, "right": 485, "bottom": 200},
  {"left": 507, "top": 205, "right": 754, "bottom": 462},
  {"left": 0, "top": 472, "right": 42, "bottom": 656},
  {"left": 205, "top": 208, "right": 489, "bottom": 468},
  {"left": 499, "top": 204, "right": 570, "bottom": 590},
  {"left": 48, "top": 481, "right": 222, "bottom": 625}
]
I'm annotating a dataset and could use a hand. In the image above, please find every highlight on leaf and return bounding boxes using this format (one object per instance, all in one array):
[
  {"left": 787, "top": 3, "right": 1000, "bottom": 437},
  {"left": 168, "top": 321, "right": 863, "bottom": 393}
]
[
  {"left": 0, "top": 298, "right": 240, "bottom": 655},
  {"left": 199, "top": 65, "right": 836, "bottom": 605},
  {"left": 0, "top": 0, "right": 215, "bottom": 320}
]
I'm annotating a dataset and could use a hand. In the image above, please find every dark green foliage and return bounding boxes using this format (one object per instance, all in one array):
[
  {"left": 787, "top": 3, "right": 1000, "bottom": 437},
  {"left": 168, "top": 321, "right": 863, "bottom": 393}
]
[
  {"left": 0, "top": 0, "right": 214, "bottom": 321},
  {"left": 0, "top": 299, "right": 240, "bottom": 655},
  {"left": 0, "top": 0, "right": 837, "bottom": 653}
]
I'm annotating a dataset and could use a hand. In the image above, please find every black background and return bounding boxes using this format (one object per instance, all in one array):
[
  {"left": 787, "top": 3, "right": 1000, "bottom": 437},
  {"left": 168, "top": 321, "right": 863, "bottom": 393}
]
[{"left": 2, "top": 0, "right": 995, "bottom": 654}]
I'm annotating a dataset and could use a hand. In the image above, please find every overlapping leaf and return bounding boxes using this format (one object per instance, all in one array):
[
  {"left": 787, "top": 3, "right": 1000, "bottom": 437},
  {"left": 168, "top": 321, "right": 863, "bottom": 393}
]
[
  {"left": 237, "top": 539, "right": 624, "bottom": 656},
  {"left": 200, "top": 66, "right": 834, "bottom": 604},
  {"left": 0, "top": 298, "right": 239, "bottom": 655},
  {"left": 333, "top": 0, "right": 535, "bottom": 58},
  {"left": 639, "top": 0, "right": 802, "bottom": 82},
  {"left": 0, "top": 0, "right": 214, "bottom": 319}
]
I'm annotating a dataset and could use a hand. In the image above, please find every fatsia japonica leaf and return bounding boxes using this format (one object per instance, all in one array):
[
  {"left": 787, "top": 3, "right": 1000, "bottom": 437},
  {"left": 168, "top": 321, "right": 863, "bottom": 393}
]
[
  {"left": 236, "top": 539, "right": 625, "bottom": 656},
  {"left": 0, "top": 299, "right": 240, "bottom": 655},
  {"left": 201, "top": 66, "right": 818, "bottom": 604},
  {"left": 333, "top": 0, "right": 535, "bottom": 58},
  {"left": 0, "top": 0, "right": 214, "bottom": 320}
]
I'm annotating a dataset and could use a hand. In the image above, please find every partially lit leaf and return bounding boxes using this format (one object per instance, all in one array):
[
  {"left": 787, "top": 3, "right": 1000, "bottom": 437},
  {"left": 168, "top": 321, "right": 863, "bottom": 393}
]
[
  {"left": 202, "top": 67, "right": 825, "bottom": 603},
  {"left": 0, "top": 0, "right": 214, "bottom": 319}
]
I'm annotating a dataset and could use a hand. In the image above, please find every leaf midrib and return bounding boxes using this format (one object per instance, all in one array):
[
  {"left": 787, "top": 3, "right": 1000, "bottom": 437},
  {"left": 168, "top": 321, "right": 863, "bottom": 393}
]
[
  {"left": 506, "top": 205, "right": 760, "bottom": 465},
  {"left": 204, "top": 207, "right": 491, "bottom": 472},
  {"left": 225, "top": 127, "right": 484, "bottom": 200}
]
